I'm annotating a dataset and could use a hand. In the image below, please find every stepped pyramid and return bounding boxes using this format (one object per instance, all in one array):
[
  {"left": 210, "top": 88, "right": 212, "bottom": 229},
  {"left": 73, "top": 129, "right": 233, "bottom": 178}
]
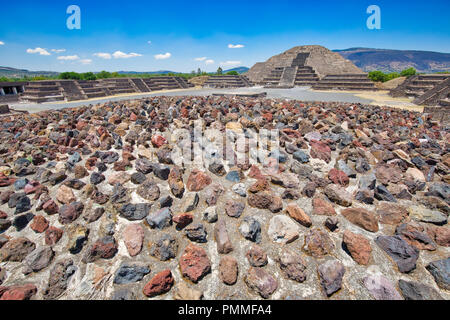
[
  {"left": 246, "top": 45, "right": 375, "bottom": 90},
  {"left": 20, "top": 77, "right": 194, "bottom": 103}
]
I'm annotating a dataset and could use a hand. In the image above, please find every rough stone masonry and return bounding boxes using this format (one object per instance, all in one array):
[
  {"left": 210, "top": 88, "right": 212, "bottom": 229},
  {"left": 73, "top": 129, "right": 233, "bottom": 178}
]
[{"left": 0, "top": 95, "right": 448, "bottom": 300}]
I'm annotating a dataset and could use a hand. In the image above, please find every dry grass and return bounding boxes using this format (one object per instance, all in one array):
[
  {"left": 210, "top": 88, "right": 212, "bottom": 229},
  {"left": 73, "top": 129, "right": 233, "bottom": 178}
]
[
  {"left": 188, "top": 76, "right": 210, "bottom": 87},
  {"left": 374, "top": 77, "right": 407, "bottom": 90}
]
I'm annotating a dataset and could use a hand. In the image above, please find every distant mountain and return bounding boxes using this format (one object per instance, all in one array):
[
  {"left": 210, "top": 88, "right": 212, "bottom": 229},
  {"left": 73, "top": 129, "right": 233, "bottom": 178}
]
[
  {"left": 334, "top": 48, "right": 450, "bottom": 73},
  {"left": 223, "top": 67, "right": 249, "bottom": 74},
  {"left": 0, "top": 66, "right": 59, "bottom": 78}
]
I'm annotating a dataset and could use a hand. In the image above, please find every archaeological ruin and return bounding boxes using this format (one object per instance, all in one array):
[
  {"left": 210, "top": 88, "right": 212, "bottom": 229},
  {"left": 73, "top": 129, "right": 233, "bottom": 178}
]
[
  {"left": 16, "top": 77, "right": 194, "bottom": 103},
  {"left": 390, "top": 74, "right": 450, "bottom": 123},
  {"left": 246, "top": 45, "right": 376, "bottom": 91}
]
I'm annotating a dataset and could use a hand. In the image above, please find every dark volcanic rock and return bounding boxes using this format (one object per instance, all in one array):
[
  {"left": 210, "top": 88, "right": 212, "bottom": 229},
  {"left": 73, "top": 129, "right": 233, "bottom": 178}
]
[
  {"left": 119, "top": 203, "right": 150, "bottom": 221},
  {"left": 398, "top": 279, "right": 443, "bottom": 300},
  {"left": 239, "top": 216, "right": 262, "bottom": 243},
  {"left": 146, "top": 208, "right": 172, "bottom": 229},
  {"left": 0, "top": 237, "right": 36, "bottom": 262},
  {"left": 426, "top": 258, "right": 450, "bottom": 290},
  {"left": 43, "top": 259, "right": 76, "bottom": 300},
  {"left": 149, "top": 233, "right": 178, "bottom": 261},
  {"left": 375, "top": 235, "right": 419, "bottom": 273},
  {"left": 185, "top": 223, "right": 208, "bottom": 243},
  {"left": 22, "top": 246, "right": 55, "bottom": 275},
  {"left": 113, "top": 263, "right": 151, "bottom": 285}
]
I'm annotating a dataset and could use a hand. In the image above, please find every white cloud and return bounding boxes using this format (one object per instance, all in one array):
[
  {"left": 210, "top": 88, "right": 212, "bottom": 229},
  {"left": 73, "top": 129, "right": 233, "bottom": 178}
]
[
  {"left": 228, "top": 44, "right": 244, "bottom": 49},
  {"left": 26, "top": 47, "right": 51, "bottom": 56},
  {"left": 80, "top": 59, "right": 92, "bottom": 65},
  {"left": 113, "top": 51, "right": 142, "bottom": 59},
  {"left": 0, "top": 41, "right": 4, "bottom": 46},
  {"left": 195, "top": 57, "right": 207, "bottom": 61},
  {"left": 51, "top": 49, "right": 66, "bottom": 53},
  {"left": 148, "top": 41, "right": 152, "bottom": 45},
  {"left": 154, "top": 52, "right": 171, "bottom": 60},
  {"left": 220, "top": 61, "right": 242, "bottom": 67},
  {"left": 57, "top": 55, "right": 80, "bottom": 61},
  {"left": 94, "top": 52, "right": 112, "bottom": 59},
  {"left": 205, "top": 59, "right": 215, "bottom": 65}
]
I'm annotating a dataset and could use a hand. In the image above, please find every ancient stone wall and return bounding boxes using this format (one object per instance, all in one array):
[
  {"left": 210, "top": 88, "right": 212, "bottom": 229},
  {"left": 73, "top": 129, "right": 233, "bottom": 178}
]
[{"left": 246, "top": 45, "right": 363, "bottom": 83}]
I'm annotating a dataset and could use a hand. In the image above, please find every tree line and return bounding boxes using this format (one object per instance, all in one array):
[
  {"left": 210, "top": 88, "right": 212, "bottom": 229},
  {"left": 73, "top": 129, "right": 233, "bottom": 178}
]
[{"left": 0, "top": 68, "right": 241, "bottom": 83}]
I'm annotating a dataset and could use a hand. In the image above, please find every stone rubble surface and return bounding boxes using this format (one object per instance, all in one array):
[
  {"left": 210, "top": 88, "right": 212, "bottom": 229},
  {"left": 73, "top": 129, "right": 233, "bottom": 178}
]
[{"left": 0, "top": 95, "right": 448, "bottom": 300}]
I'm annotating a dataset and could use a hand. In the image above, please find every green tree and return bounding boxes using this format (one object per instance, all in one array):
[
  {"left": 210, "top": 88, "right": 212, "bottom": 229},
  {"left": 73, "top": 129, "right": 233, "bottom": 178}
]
[
  {"left": 217, "top": 67, "right": 223, "bottom": 75},
  {"left": 81, "top": 72, "right": 96, "bottom": 80},
  {"left": 59, "top": 72, "right": 81, "bottom": 80},
  {"left": 226, "top": 71, "right": 239, "bottom": 75},
  {"left": 96, "top": 71, "right": 112, "bottom": 79},
  {"left": 368, "top": 71, "right": 386, "bottom": 82},
  {"left": 400, "top": 67, "right": 416, "bottom": 77}
]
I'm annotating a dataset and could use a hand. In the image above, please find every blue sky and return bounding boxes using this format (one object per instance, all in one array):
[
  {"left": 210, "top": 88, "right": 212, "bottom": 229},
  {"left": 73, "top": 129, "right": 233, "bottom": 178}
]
[{"left": 0, "top": 0, "right": 449, "bottom": 73}]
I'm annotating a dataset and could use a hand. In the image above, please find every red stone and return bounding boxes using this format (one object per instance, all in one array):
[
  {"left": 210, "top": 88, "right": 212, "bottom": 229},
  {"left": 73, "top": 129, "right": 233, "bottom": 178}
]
[
  {"left": 343, "top": 231, "right": 372, "bottom": 265},
  {"left": 0, "top": 210, "right": 7, "bottom": 219},
  {"left": 151, "top": 135, "right": 167, "bottom": 148},
  {"left": 248, "top": 165, "right": 264, "bottom": 179},
  {"left": 312, "top": 198, "right": 336, "bottom": 216},
  {"left": 219, "top": 256, "right": 238, "bottom": 285},
  {"left": 286, "top": 203, "right": 312, "bottom": 227},
  {"left": 248, "top": 178, "right": 270, "bottom": 193},
  {"left": 179, "top": 243, "right": 211, "bottom": 283},
  {"left": 0, "top": 284, "right": 37, "bottom": 300},
  {"left": 76, "top": 120, "right": 88, "bottom": 131},
  {"left": 310, "top": 140, "right": 331, "bottom": 163},
  {"left": 262, "top": 113, "right": 273, "bottom": 122},
  {"left": 30, "top": 215, "right": 49, "bottom": 233},
  {"left": 186, "top": 170, "right": 212, "bottom": 192},
  {"left": 0, "top": 174, "right": 15, "bottom": 187},
  {"left": 143, "top": 270, "right": 174, "bottom": 297},
  {"left": 24, "top": 181, "right": 41, "bottom": 195},
  {"left": 427, "top": 225, "right": 450, "bottom": 247},
  {"left": 341, "top": 208, "right": 379, "bottom": 233},
  {"left": 173, "top": 213, "right": 193, "bottom": 229},
  {"left": 45, "top": 227, "right": 64, "bottom": 246},
  {"left": 43, "top": 200, "right": 59, "bottom": 215},
  {"left": 84, "top": 237, "right": 118, "bottom": 262},
  {"left": 328, "top": 168, "right": 350, "bottom": 187}
]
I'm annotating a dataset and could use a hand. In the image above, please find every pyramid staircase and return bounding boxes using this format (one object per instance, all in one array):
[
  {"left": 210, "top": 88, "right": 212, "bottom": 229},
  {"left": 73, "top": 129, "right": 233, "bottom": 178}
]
[
  {"left": 203, "top": 75, "right": 252, "bottom": 88},
  {"left": 294, "top": 66, "right": 320, "bottom": 86},
  {"left": 262, "top": 68, "right": 284, "bottom": 87},
  {"left": 77, "top": 80, "right": 109, "bottom": 99},
  {"left": 130, "top": 78, "right": 151, "bottom": 92},
  {"left": 312, "top": 74, "right": 376, "bottom": 91},
  {"left": 19, "top": 77, "right": 195, "bottom": 103},
  {"left": 59, "top": 80, "right": 87, "bottom": 101},
  {"left": 21, "top": 81, "right": 65, "bottom": 103},
  {"left": 263, "top": 52, "right": 320, "bottom": 88},
  {"left": 413, "top": 77, "right": 450, "bottom": 106},
  {"left": 391, "top": 74, "right": 449, "bottom": 99},
  {"left": 100, "top": 78, "right": 138, "bottom": 95}
]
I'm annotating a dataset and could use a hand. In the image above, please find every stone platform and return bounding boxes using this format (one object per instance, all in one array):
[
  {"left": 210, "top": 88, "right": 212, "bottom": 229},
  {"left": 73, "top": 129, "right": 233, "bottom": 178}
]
[{"left": 19, "top": 77, "right": 194, "bottom": 103}]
